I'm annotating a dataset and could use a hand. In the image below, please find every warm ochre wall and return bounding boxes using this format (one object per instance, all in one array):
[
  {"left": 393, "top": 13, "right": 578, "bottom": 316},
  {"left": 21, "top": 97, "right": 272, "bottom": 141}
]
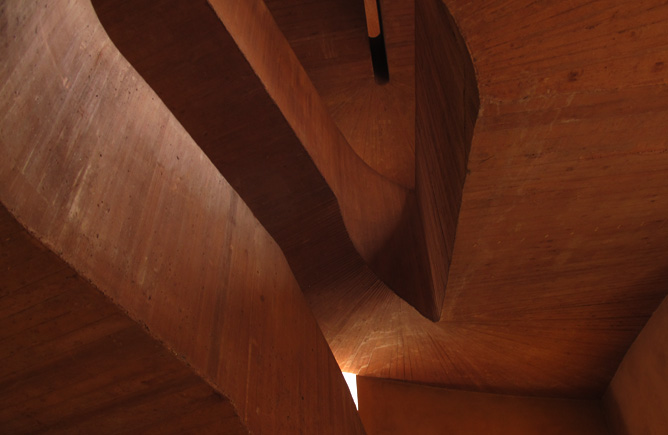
[
  {"left": 605, "top": 295, "right": 668, "bottom": 435},
  {"left": 357, "top": 377, "right": 609, "bottom": 435}
]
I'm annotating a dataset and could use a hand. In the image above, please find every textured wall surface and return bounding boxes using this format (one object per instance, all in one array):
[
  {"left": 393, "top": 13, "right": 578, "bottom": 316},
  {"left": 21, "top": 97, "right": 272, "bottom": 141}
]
[
  {"left": 605, "top": 295, "right": 668, "bottom": 435},
  {"left": 0, "top": 206, "right": 249, "bottom": 434},
  {"left": 0, "top": 1, "right": 364, "bottom": 433},
  {"left": 358, "top": 377, "right": 609, "bottom": 435}
]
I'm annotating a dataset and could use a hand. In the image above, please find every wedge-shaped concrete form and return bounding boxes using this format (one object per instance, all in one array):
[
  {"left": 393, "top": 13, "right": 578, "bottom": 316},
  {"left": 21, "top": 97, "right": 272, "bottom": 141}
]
[{"left": 0, "top": 206, "right": 248, "bottom": 434}]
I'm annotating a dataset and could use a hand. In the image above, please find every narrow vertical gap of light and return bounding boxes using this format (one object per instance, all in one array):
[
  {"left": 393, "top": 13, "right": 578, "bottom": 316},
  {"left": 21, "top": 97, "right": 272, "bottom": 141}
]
[
  {"left": 342, "top": 372, "right": 359, "bottom": 409},
  {"left": 363, "top": 0, "right": 389, "bottom": 83}
]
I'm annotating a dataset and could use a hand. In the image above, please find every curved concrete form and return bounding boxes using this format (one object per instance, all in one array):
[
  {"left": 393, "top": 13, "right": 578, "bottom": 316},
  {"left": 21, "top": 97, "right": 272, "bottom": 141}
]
[
  {"left": 3, "top": 2, "right": 668, "bottom": 432},
  {"left": 0, "top": 2, "right": 364, "bottom": 433}
]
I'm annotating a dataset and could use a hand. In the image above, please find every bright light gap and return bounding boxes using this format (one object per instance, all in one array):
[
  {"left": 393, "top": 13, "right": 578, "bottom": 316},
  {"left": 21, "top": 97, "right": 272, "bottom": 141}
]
[{"left": 342, "top": 372, "right": 358, "bottom": 409}]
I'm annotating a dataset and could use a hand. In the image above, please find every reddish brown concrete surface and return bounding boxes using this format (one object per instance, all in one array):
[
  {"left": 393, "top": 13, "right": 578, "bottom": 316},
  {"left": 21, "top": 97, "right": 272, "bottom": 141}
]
[
  {"left": 605, "top": 295, "right": 668, "bottom": 435},
  {"left": 0, "top": 206, "right": 248, "bottom": 434},
  {"left": 89, "top": 0, "right": 668, "bottom": 400},
  {"left": 358, "top": 377, "right": 610, "bottom": 435},
  {"left": 0, "top": 1, "right": 364, "bottom": 433},
  {"left": 3, "top": 0, "right": 668, "bottom": 431}
]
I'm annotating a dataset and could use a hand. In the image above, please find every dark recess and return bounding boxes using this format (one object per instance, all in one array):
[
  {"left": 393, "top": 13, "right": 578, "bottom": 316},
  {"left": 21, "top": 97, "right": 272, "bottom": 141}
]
[{"left": 369, "top": 0, "right": 389, "bottom": 84}]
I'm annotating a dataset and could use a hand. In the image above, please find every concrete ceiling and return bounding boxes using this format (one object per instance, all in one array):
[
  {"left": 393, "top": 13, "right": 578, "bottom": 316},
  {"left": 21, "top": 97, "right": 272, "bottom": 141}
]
[
  {"left": 4, "top": 0, "right": 668, "bottom": 409},
  {"left": 90, "top": 0, "right": 668, "bottom": 398}
]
